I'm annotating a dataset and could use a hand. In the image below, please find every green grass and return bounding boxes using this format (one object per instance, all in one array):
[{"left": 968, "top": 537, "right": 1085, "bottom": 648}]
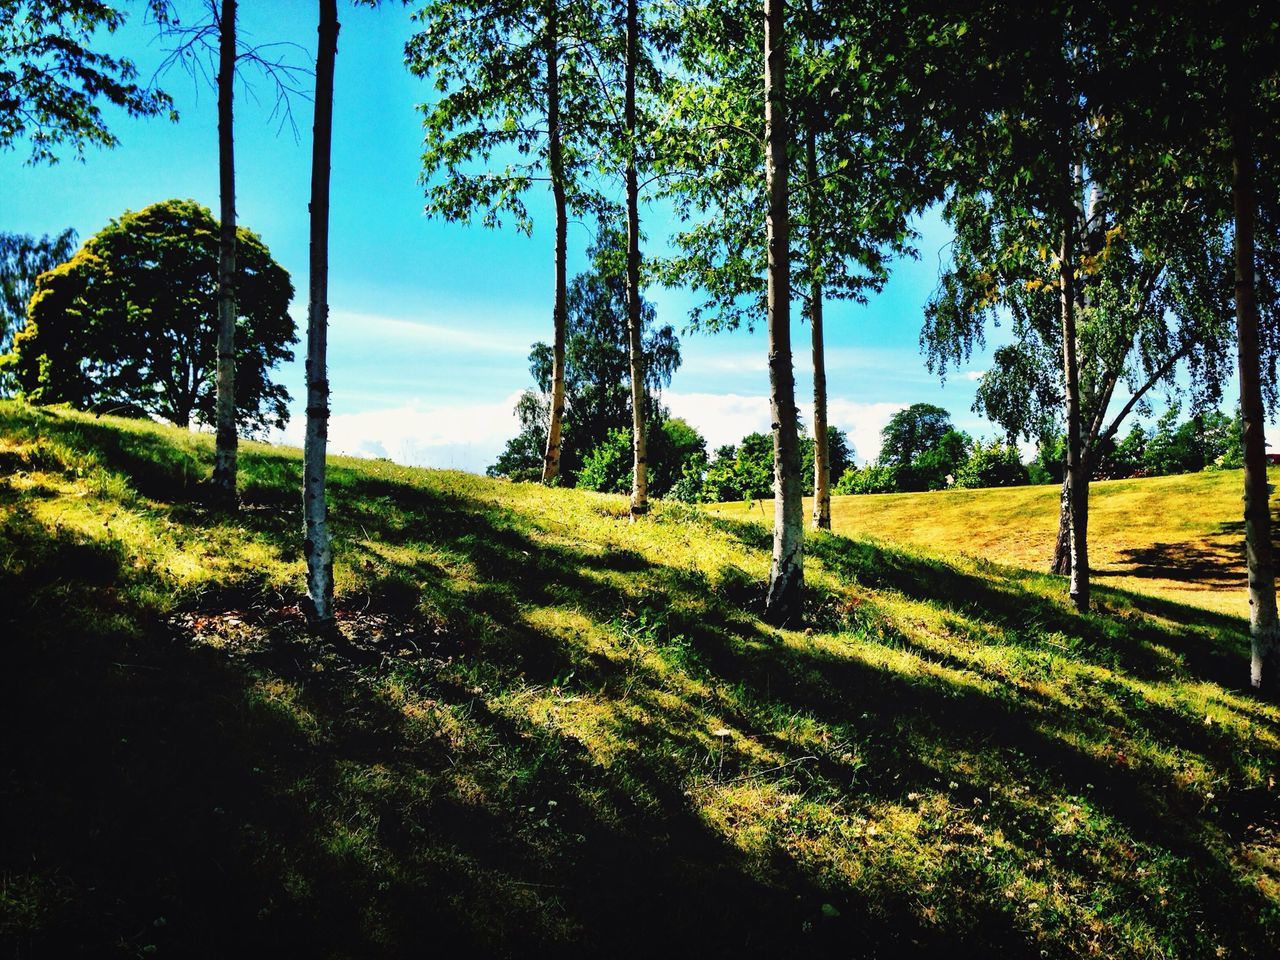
[
  {"left": 1, "top": 400, "right": 1278, "bottom": 958},
  {"left": 710, "top": 470, "right": 1277, "bottom": 617}
]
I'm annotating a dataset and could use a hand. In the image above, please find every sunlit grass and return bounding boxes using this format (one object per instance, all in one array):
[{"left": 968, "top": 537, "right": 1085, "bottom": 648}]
[
  {"left": 709, "top": 469, "right": 1277, "bottom": 617},
  {"left": 1, "top": 400, "right": 1278, "bottom": 958}
]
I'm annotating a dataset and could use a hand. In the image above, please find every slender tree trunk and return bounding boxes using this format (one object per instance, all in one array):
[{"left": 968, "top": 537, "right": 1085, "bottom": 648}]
[
  {"left": 805, "top": 128, "right": 829, "bottom": 530},
  {"left": 1229, "top": 67, "right": 1279, "bottom": 693},
  {"left": 211, "top": 0, "right": 238, "bottom": 510},
  {"left": 302, "top": 0, "right": 338, "bottom": 630},
  {"left": 624, "top": 0, "right": 647, "bottom": 519},
  {"left": 541, "top": 0, "right": 568, "bottom": 484},
  {"left": 1051, "top": 476, "right": 1071, "bottom": 574},
  {"left": 1060, "top": 206, "right": 1089, "bottom": 612},
  {"left": 763, "top": 0, "right": 803, "bottom": 626}
]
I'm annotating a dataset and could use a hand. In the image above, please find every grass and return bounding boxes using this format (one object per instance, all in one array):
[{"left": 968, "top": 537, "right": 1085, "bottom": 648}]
[
  {"left": 709, "top": 470, "right": 1277, "bottom": 617},
  {"left": 1, "top": 400, "right": 1278, "bottom": 958}
]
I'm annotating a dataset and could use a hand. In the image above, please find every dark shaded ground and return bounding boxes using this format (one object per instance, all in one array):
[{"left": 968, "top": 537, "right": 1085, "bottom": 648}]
[{"left": 2, "top": 405, "right": 1279, "bottom": 958}]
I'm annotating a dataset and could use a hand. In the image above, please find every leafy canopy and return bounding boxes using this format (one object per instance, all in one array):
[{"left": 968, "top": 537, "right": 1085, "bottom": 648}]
[
  {"left": 490, "top": 221, "right": 681, "bottom": 484},
  {"left": 3, "top": 198, "right": 296, "bottom": 432},
  {"left": 0, "top": 0, "right": 173, "bottom": 163},
  {"left": 0, "top": 228, "right": 77, "bottom": 360}
]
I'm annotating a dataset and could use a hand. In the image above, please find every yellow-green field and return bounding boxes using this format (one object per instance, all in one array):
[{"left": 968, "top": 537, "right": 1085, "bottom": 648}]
[{"left": 710, "top": 470, "right": 1278, "bottom": 617}]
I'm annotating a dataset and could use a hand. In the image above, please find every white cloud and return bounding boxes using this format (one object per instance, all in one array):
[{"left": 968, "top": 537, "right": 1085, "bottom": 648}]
[
  {"left": 665, "top": 391, "right": 907, "bottom": 464},
  {"left": 819, "top": 399, "right": 908, "bottom": 464},
  {"left": 276, "top": 392, "right": 523, "bottom": 475},
  {"left": 962, "top": 369, "right": 986, "bottom": 382},
  {"left": 664, "top": 392, "right": 772, "bottom": 452},
  {"left": 328, "top": 310, "right": 531, "bottom": 357}
]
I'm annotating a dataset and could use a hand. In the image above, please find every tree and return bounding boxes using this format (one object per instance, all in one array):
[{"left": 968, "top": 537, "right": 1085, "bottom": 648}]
[
  {"left": 801, "top": 425, "right": 851, "bottom": 493},
  {"left": 0, "top": 228, "right": 77, "bottom": 390},
  {"left": 954, "top": 439, "right": 1028, "bottom": 489},
  {"left": 213, "top": 0, "right": 239, "bottom": 508},
  {"left": 1107, "top": 0, "right": 1280, "bottom": 689},
  {"left": 490, "top": 222, "right": 680, "bottom": 484},
  {"left": 658, "top": 1, "right": 921, "bottom": 533},
  {"left": 302, "top": 0, "right": 339, "bottom": 629},
  {"left": 152, "top": 0, "right": 309, "bottom": 508},
  {"left": 3, "top": 199, "right": 294, "bottom": 430},
  {"left": 0, "top": 0, "right": 172, "bottom": 163},
  {"left": 878, "top": 403, "right": 952, "bottom": 468},
  {"left": 407, "top": 0, "right": 607, "bottom": 484},
  {"left": 910, "top": 1, "right": 1236, "bottom": 612},
  {"left": 577, "top": 417, "right": 706, "bottom": 497}
]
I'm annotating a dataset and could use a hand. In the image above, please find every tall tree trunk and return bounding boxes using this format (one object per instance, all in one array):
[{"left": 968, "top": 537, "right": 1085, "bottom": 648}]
[
  {"left": 763, "top": 0, "right": 803, "bottom": 626},
  {"left": 302, "top": 0, "right": 338, "bottom": 630},
  {"left": 1051, "top": 476, "right": 1071, "bottom": 574},
  {"left": 211, "top": 0, "right": 238, "bottom": 510},
  {"left": 1229, "top": 52, "right": 1278, "bottom": 693},
  {"left": 541, "top": 0, "right": 568, "bottom": 484},
  {"left": 624, "top": 0, "right": 647, "bottom": 519},
  {"left": 1060, "top": 204, "right": 1089, "bottom": 613},
  {"left": 805, "top": 127, "right": 829, "bottom": 530}
]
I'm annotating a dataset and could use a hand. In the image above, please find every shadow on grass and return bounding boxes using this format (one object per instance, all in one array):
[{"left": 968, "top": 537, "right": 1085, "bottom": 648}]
[
  {"left": 1104, "top": 509, "right": 1280, "bottom": 594},
  {"left": 3, "top": 407, "right": 1279, "bottom": 958}
]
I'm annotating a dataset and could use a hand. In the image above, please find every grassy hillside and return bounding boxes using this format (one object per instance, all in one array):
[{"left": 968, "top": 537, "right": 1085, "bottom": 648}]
[
  {"left": 1, "top": 401, "right": 1278, "bottom": 958},
  {"left": 710, "top": 470, "right": 1279, "bottom": 617}
]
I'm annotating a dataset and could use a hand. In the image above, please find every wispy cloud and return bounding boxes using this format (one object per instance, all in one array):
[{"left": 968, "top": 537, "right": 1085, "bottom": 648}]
[
  {"left": 329, "top": 311, "right": 531, "bottom": 357},
  {"left": 276, "top": 392, "right": 523, "bottom": 475}
]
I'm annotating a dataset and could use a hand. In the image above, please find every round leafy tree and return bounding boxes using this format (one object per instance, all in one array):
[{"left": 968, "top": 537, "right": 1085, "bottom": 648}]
[{"left": 3, "top": 198, "right": 295, "bottom": 431}]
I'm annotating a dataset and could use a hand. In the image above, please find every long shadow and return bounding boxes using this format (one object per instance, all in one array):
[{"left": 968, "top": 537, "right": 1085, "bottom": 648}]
[
  {"left": 1098, "top": 504, "right": 1280, "bottom": 591},
  {"left": 806, "top": 532, "right": 1251, "bottom": 690},
  {"left": 0, "top": 515, "right": 1027, "bottom": 959},
  {"left": 4, "top": 416, "right": 1279, "bottom": 957}
]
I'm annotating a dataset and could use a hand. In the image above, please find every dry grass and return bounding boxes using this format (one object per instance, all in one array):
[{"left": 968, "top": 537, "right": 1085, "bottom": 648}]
[{"left": 710, "top": 470, "right": 1277, "bottom": 617}]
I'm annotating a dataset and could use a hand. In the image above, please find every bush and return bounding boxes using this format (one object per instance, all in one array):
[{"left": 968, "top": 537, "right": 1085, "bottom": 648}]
[
  {"left": 576, "top": 427, "right": 631, "bottom": 494},
  {"left": 954, "top": 440, "right": 1028, "bottom": 489},
  {"left": 841, "top": 464, "right": 899, "bottom": 495}
]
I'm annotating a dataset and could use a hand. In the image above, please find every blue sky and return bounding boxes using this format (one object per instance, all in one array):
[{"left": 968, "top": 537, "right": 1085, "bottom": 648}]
[{"left": 0, "top": 0, "right": 1199, "bottom": 474}]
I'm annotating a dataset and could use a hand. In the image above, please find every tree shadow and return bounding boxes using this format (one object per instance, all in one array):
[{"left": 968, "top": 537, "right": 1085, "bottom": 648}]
[{"left": 4, "top": 411, "right": 1279, "bottom": 958}]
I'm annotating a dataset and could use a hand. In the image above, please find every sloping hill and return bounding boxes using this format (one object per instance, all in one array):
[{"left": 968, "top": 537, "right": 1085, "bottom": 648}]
[
  {"left": 1, "top": 401, "right": 1278, "bottom": 958},
  {"left": 710, "top": 470, "right": 1279, "bottom": 617}
]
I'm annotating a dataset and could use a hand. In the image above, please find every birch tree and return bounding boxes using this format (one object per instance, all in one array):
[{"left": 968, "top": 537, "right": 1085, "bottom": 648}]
[
  {"left": 153, "top": 0, "right": 308, "bottom": 508},
  {"left": 302, "top": 0, "right": 339, "bottom": 629},
  {"left": 406, "top": 0, "right": 606, "bottom": 485}
]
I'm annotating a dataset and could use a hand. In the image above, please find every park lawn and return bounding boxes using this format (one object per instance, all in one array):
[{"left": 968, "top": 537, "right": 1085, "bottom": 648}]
[
  {"left": 710, "top": 469, "right": 1277, "bottom": 618},
  {"left": 1, "top": 400, "right": 1279, "bottom": 958}
]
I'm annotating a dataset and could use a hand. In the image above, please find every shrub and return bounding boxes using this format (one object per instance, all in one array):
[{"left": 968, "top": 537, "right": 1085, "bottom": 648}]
[{"left": 954, "top": 440, "right": 1029, "bottom": 489}]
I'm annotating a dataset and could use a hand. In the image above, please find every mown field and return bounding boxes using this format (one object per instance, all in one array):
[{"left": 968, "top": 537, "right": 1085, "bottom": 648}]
[
  {"left": 710, "top": 469, "right": 1279, "bottom": 617},
  {"left": 1, "top": 401, "right": 1278, "bottom": 958}
]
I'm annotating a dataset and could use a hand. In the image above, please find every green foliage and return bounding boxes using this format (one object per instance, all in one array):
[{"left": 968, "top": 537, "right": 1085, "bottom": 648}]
[
  {"left": 836, "top": 463, "right": 899, "bottom": 495},
  {"left": 0, "top": 229, "right": 77, "bottom": 357},
  {"left": 576, "top": 426, "right": 631, "bottom": 495},
  {"left": 647, "top": 416, "right": 707, "bottom": 498},
  {"left": 0, "top": 1, "right": 173, "bottom": 163},
  {"left": 878, "top": 403, "right": 953, "bottom": 469},
  {"left": 901, "top": 428, "right": 971, "bottom": 492},
  {"left": 406, "top": 0, "right": 607, "bottom": 232},
  {"left": 2, "top": 199, "right": 295, "bottom": 431},
  {"left": 488, "top": 390, "right": 549, "bottom": 483},
  {"left": 491, "top": 223, "right": 680, "bottom": 484},
  {"left": 801, "top": 426, "right": 853, "bottom": 492},
  {"left": 655, "top": 0, "right": 924, "bottom": 333},
  {"left": 954, "top": 439, "right": 1029, "bottom": 489}
]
